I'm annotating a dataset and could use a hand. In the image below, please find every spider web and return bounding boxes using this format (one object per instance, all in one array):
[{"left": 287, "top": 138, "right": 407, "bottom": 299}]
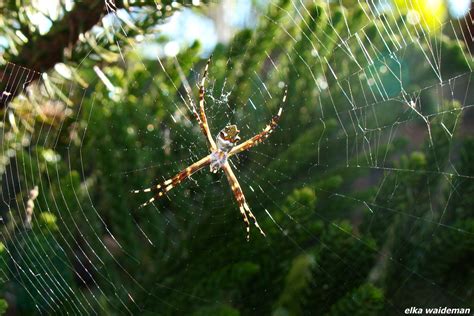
[{"left": 1, "top": 0, "right": 473, "bottom": 314}]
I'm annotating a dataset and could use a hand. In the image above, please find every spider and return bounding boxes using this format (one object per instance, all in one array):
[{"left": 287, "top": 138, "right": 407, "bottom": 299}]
[{"left": 132, "top": 57, "right": 287, "bottom": 240}]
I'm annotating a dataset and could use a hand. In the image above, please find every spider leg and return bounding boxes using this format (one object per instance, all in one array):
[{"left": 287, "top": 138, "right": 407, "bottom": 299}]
[
  {"left": 132, "top": 155, "right": 211, "bottom": 209},
  {"left": 222, "top": 162, "right": 265, "bottom": 240},
  {"left": 229, "top": 87, "right": 287, "bottom": 157},
  {"left": 198, "top": 56, "right": 217, "bottom": 151}
]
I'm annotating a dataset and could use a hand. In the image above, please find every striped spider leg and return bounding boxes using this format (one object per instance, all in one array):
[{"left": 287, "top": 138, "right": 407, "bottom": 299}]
[
  {"left": 229, "top": 106, "right": 284, "bottom": 157},
  {"left": 222, "top": 90, "right": 286, "bottom": 240},
  {"left": 222, "top": 162, "right": 265, "bottom": 241},
  {"left": 133, "top": 57, "right": 216, "bottom": 208},
  {"left": 132, "top": 155, "right": 211, "bottom": 209},
  {"left": 179, "top": 56, "right": 217, "bottom": 150},
  {"left": 197, "top": 57, "right": 217, "bottom": 151},
  {"left": 133, "top": 55, "right": 287, "bottom": 239}
]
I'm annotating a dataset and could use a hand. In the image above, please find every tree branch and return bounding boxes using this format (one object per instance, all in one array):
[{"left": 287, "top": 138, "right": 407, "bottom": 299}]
[
  {"left": 0, "top": 0, "right": 198, "bottom": 109},
  {"left": 0, "top": 0, "right": 107, "bottom": 108}
]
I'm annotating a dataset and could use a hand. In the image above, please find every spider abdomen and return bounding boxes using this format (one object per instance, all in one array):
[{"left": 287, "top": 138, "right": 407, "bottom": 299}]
[{"left": 210, "top": 150, "right": 228, "bottom": 173}]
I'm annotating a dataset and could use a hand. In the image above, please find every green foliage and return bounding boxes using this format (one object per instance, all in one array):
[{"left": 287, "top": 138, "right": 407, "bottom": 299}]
[
  {"left": 7, "top": 231, "right": 75, "bottom": 314},
  {"left": 0, "top": 242, "right": 6, "bottom": 316},
  {"left": 325, "top": 283, "right": 384, "bottom": 316},
  {"left": 0, "top": 0, "right": 472, "bottom": 315},
  {"left": 274, "top": 254, "right": 315, "bottom": 315},
  {"left": 193, "top": 304, "right": 240, "bottom": 316},
  {"left": 303, "top": 221, "right": 377, "bottom": 315},
  {"left": 0, "top": 299, "right": 7, "bottom": 315}
]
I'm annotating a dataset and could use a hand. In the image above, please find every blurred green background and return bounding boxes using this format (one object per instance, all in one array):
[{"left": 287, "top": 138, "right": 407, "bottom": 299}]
[{"left": 0, "top": 0, "right": 473, "bottom": 315}]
